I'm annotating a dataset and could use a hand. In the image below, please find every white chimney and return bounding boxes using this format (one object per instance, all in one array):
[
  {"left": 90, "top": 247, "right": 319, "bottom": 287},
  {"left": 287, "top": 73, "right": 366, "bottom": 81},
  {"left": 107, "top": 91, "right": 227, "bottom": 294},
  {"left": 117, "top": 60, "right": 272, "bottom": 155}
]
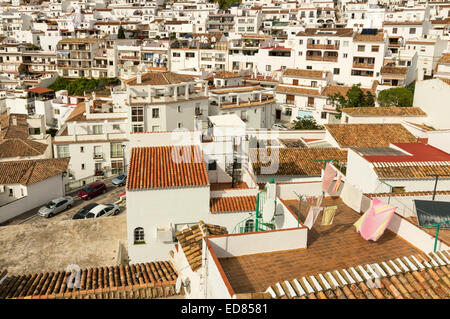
[
  {"left": 12, "top": 116, "right": 17, "bottom": 126},
  {"left": 137, "top": 72, "right": 142, "bottom": 84}
]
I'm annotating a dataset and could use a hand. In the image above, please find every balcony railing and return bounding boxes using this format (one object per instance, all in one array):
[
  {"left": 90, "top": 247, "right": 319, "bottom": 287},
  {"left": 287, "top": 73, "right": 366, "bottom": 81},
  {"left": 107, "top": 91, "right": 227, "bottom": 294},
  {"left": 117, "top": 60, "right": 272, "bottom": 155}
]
[
  {"left": 93, "top": 153, "right": 103, "bottom": 159},
  {"left": 352, "top": 62, "right": 375, "bottom": 69},
  {"left": 306, "top": 44, "right": 340, "bottom": 50},
  {"left": 306, "top": 56, "right": 338, "bottom": 62}
]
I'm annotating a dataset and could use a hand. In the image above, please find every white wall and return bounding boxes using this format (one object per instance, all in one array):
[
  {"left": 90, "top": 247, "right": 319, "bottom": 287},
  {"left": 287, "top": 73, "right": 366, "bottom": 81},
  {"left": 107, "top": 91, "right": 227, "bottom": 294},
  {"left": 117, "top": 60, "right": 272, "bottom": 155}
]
[
  {"left": 126, "top": 186, "right": 210, "bottom": 263},
  {"left": 0, "top": 175, "right": 66, "bottom": 223}
]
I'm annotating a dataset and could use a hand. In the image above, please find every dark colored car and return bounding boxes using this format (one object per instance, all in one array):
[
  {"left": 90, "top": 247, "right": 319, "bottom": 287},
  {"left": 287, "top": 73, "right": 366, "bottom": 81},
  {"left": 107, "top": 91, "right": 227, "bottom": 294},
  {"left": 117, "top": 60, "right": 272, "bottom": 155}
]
[
  {"left": 78, "top": 182, "right": 107, "bottom": 200},
  {"left": 72, "top": 203, "right": 99, "bottom": 220}
]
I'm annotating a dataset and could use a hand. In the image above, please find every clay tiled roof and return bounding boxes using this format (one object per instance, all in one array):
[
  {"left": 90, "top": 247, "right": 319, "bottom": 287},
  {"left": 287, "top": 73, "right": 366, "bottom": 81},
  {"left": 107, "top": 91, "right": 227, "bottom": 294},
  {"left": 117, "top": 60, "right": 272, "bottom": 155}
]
[
  {"left": 276, "top": 85, "right": 321, "bottom": 96},
  {"left": 214, "top": 71, "right": 242, "bottom": 79},
  {"left": 0, "top": 138, "right": 48, "bottom": 159},
  {"left": 127, "top": 145, "right": 209, "bottom": 190},
  {"left": 296, "top": 28, "right": 354, "bottom": 37},
  {"left": 26, "top": 87, "right": 54, "bottom": 94},
  {"left": 439, "top": 53, "right": 450, "bottom": 64},
  {"left": 325, "top": 124, "right": 417, "bottom": 147},
  {"left": 431, "top": 18, "right": 450, "bottom": 25},
  {"left": 176, "top": 221, "right": 228, "bottom": 271},
  {"left": 126, "top": 71, "right": 195, "bottom": 86},
  {"left": 265, "top": 250, "right": 450, "bottom": 299},
  {"left": 381, "top": 66, "right": 408, "bottom": 75},
  {"left": 283, "top": 68, "right": 327, "bottom": 79},
  {"left": 0, "top": 113, "right": 29, "bottom": 140},
  {"left": 58, "top": 38, "right": 100, "bottom": 44},
  {"left": 341, "top": 107, "right": 426, "bottom": 117},
  {"left": 0, "top": 158, "right": 69, "bottom": 186},
  {"left": 364, "top": 190, "right": 450, "bottom": 198},
  {"left": 0, "top": 261, "right": 178, "bottom": 299},
  {"left": 249, "top": 148, "right": 347, "bottom": 176},
  {"left": 65, "top": 102, "right": 86, "bottom": 122},
  {"left": 383, "top": 20, "right": 424, "bottom": 25},
  {"left": 210, "top": 196, "right": 256, "bottom": 213},
  {"left": 373, "top": 162, "right": 450, "bottom": 179}
]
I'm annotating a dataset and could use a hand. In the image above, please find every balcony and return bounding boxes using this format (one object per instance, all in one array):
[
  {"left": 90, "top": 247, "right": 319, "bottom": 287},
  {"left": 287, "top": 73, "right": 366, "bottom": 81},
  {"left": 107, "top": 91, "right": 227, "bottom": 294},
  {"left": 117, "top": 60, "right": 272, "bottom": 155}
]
[
  {"left": 93, "top": 153, "right": 103, "bottom": 160},
  {"left": 306, "top": 44, "right": 339, "bottom": 50},
  {"left": 306, "top": 56, "right": 338, "bottom": 62},
  {"left": 352, "top": 62, "right": 375, "bottom": 69}
]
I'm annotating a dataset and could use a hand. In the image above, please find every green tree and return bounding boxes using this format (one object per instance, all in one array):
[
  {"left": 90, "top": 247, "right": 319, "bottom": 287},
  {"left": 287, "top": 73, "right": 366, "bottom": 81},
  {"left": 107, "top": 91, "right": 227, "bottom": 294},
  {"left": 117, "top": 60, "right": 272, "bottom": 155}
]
[
  {"left": 293, "top": 116, "right": 324, "bottom": 130},
  {"left": 169, "top": 33, "right": 177, "bottom": 41},
  {"left": 328, "top": 84, "right": 375, "bottom": 119},
  {"left": 377, "top": 87, "right": 413, "bottom": 107},
  {"left": 118, "top": 26, "right": 126, "bottom": 39}
]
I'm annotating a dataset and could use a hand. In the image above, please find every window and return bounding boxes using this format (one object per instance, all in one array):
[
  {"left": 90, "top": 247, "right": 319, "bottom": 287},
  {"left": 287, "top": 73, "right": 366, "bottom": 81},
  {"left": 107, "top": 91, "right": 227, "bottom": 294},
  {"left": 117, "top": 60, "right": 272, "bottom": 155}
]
[
  {"left": 131, "top": 106, "right": 144, "bottom": 122},
  {"left": 152, "top": 125, "right": 160, "bottom": 132},
  {"left": 172, "top": 52, "right": 181, "bottom": 57},
  {"left": 357, "top": 45, "right": 365, "bottom": 52},
  {"left": 343, "top": 41, "right": 349, "bottom": 47},
  {"left": 333, "top": 68, "right": 340, "bottom": 75},
  {"left": 132, "top": 124, "right": 144, "bottom": 133},
  {"left": 177, "top": 106, "right": 182, "bottom": 113},
  {"left": 293, "top": 79, "right": 298, "bottom": 85},
  {"left": 299, "top": 39, "right": 303, "bottom": 45},
  {"left": 134, "top": 227, "right": 145, "bottom": 244},
  {"left": 298, "top": 51, "right": 303, "bottom": 56},
  {"left": 393, "top": 27, "right": 397, "bottom": 34},
  {"left": 266, "top": 65, "right": 271, "bottom": 71},
  {"left": 57, "top": 145, "right": 69, "bottom": 158},
  {"left": 343, "top": 53, "right": 348, "bottom": 58},
  {"left": 244, "top": 219, "right": 254, "bottom": 233},
  {"left": 185, "top": 52, "right": 195, "bottom": 58},
  {"left": 306, "top": 65, "right": 312, "bottom": 70},
  {"left": 9, "top": 188, "right": 13, "bottom": 197},
  {"left": 111, "top": 160, "right": 124, "bottom": 175},
  {"left": 178, "top": 123, "right": 183, "bottom": 128},
  {"left": 311, "top": 81, "right": 317, "bottom": 87},
  {"left": 409, "top": 28, "right": 416, "bottom": 34},
  {"left": 208, "top": 160, "right": 217, "bottom": 171},
  {"left": 93, "top": 125, "right": 103, "bottom": 135},
  {"left": 54, "top": 109, "right": 60, "bottom": 115},
  {"left": 285, "top": 108, "right": 292, "bottom": 116},
  {"left": 113, "top": 124, "right": 120, "bottom": 130},
  {"left": 81, "top": 164, "right": 85, "bottom": 170},
  {"left": 152, "top": 108, "right": 159, "bottom": 118},
  {"left": 29, "top": 127, "right": 40, "bottom": 135},
  {"left": 372, "top": 45, "right": 379, "bottom": 52},
  {"left": 80, "top": 146, "right": 84, "bottom": 153},
  {"left": 321, "top": 112, "right": 327, "bottom": 119},
  {"left": 111, "top": 142, "right": 123, "bottom": 158},
  {"left": 307, "top": 96, "right": 314, "bottom": 106}
]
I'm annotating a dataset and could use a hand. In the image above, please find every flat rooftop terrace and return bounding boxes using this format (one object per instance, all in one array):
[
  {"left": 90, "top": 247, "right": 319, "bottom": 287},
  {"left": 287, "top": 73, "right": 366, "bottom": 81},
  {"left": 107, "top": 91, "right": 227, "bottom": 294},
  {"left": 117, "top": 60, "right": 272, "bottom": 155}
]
[{"left": 218, "top": 197, "right": 420, "bottom": 293}]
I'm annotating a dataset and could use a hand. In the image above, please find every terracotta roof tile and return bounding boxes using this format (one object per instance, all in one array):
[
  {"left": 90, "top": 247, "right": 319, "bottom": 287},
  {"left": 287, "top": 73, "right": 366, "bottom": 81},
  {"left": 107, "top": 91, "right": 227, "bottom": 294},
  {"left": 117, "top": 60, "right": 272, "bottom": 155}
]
[
  {"left": 0, "top": 261, "right": 178, "bottom": 299},
  {"left": 264, "top": 250, "right": 450, "bottom": 299},
  {"left": 210, "top": 196, "right": 256, "bottom": 213},
  {"left": 283, "top": 68, "right": 328, "bottom": 79},
  {"left": 249, "top": 147, "right": 347, "bottom": 176},
  {"left": 0, "top": 158, "right": 69, "bottom": 185},
  {"left": 276, "top": 85, "right": 322, "bottom": 96},
  {"left": 127, "top": 145, "right": 209, "bottom": 190},
  {"left": 0, "top": 138, "right": 48, "bottom": 159},
  {"left": 321, "top": 85, "right": 374, "bottom": 97},
  {"left": 354, "top": 29, "right": 385, "bottom": 42},
  {"left": 341, "top": 107, "right": 426, "bottom": 117},
  {"left": 325, "top": 124, "right": 418, "bottom": 147},
  {"left": 381, "top": 66, "right": 408, "bottom": 75},
  {"left": 439, "top": 53, "right": 450, "bottom": 64},
  {"left": 373, "top": 163, "right": 450, "bottom": 179},
  {"left": 126, "top": 71, "right": 195, "bottom": 86},
  {"left": 214, "top": 71, "right": 242, "bottom": 79},
  {"left": 176, "top": 221, "right": 227, "bottom": 271}
]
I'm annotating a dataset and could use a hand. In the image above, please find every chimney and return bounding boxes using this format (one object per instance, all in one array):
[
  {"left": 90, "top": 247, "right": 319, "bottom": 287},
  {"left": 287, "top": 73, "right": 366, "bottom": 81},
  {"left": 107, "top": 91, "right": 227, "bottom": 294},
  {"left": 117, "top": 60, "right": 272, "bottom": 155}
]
[
  {"left": 12, "top": 115, "right": 17, "bottom": 126},
  {"left": 137, "top": 72, "right": 142, "bottom": 84}
]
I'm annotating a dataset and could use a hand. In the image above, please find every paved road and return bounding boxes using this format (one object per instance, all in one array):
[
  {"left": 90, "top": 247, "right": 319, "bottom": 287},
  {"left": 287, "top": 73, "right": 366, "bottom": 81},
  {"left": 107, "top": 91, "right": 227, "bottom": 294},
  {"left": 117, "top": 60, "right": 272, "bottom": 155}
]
[{"left": 1, "top": 184, "right": 126, "bottom": 226}]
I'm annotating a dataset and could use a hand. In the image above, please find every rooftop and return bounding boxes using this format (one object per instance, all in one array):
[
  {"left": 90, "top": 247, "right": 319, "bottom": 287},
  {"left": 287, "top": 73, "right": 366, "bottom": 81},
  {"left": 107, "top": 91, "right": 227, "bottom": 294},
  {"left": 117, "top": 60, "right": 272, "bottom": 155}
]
[
  {"left": 381, "top": 66, "right": 408, "bottom": 75},
  {"left": 126, "top": 71, "right": 195, "bottom": 86},
  {"left": 249, "top": 147, "right": 347, "bottom": 176},
  {"left": 0, "top": 158, "right": 69, "bottom": 186},
  {"left": 218, "top": 197, "right": 420, "bottom": 293},
  {"left": 210, "top": 196, "right": 256, "bottom": 213},
  {"left": 282, "top": 68, "right": 328, "bottom": 79},
  {"left": 341, "top": 107, "right": 426, "bottom": 117},
  {"left": 127, "top": 145, "right": 209, "bottom": 190},
  {"left": 325, "top": 124, "right": 418, "bottom": 148}
]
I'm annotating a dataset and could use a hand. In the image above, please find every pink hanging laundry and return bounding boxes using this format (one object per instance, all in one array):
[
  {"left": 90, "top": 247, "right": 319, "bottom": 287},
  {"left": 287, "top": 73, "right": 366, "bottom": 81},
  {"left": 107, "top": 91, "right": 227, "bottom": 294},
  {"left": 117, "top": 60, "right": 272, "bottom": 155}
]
[
  {"left": 322, "top": 163, "right": 337, "bottom": 193},
  {"left": 355, "top": 198, "right": 396, "bottom": 241},
  {"left": 331, "top": 175, "right": 342, "bottom": 194}
]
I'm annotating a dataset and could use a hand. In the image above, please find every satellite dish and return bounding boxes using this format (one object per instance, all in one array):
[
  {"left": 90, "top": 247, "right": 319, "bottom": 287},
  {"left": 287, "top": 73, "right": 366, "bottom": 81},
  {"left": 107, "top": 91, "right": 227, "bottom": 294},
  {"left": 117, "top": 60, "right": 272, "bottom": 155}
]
[{"left": 175, "top": 276, "right": 182, "bottom": 294}]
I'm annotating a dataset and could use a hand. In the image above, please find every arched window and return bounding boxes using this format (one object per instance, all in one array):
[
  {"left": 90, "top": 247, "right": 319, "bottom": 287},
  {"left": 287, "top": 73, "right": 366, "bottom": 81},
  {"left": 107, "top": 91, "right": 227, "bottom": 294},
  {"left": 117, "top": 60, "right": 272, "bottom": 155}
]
[
  {"left": 244, "top": 219, "right": 254, "bottom": 233},
  {"left": 134, "top": 227, "right": 145, "bottom": 244}
]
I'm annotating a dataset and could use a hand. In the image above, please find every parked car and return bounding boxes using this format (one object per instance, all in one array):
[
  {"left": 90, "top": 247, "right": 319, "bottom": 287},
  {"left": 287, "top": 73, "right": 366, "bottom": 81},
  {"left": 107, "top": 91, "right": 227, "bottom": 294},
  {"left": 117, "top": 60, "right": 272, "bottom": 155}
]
[
  {"left": 85, "top": 203, "right": 120, "bottom": 219},
  {"left": 272, "top": 123, "right": 289, "bottom": 131},
  {"left": 38, "top": 196, "right": 74, "bottom": 218},
  {"left": 72, "top": 203, "right": 99, "bottom": 220},
  {"left": 112, "top": 173, "right": 127, "bottom": 186},
  {"left": 78, "top": 182, "right": 107, "bottom": 200}
]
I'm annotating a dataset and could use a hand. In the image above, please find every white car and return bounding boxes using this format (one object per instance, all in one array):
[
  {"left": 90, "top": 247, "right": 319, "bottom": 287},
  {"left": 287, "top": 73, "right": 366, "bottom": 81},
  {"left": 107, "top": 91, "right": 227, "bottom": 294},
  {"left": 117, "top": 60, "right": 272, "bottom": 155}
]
[
  {"left": 85, "top": 203, "right": 120, "bottom": 219},
  {"left": 272, "top": 123, "right": 289, "bottom": 130},
  {"left": 38, "top": 196, "right": 74, "bottom": 218}
]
